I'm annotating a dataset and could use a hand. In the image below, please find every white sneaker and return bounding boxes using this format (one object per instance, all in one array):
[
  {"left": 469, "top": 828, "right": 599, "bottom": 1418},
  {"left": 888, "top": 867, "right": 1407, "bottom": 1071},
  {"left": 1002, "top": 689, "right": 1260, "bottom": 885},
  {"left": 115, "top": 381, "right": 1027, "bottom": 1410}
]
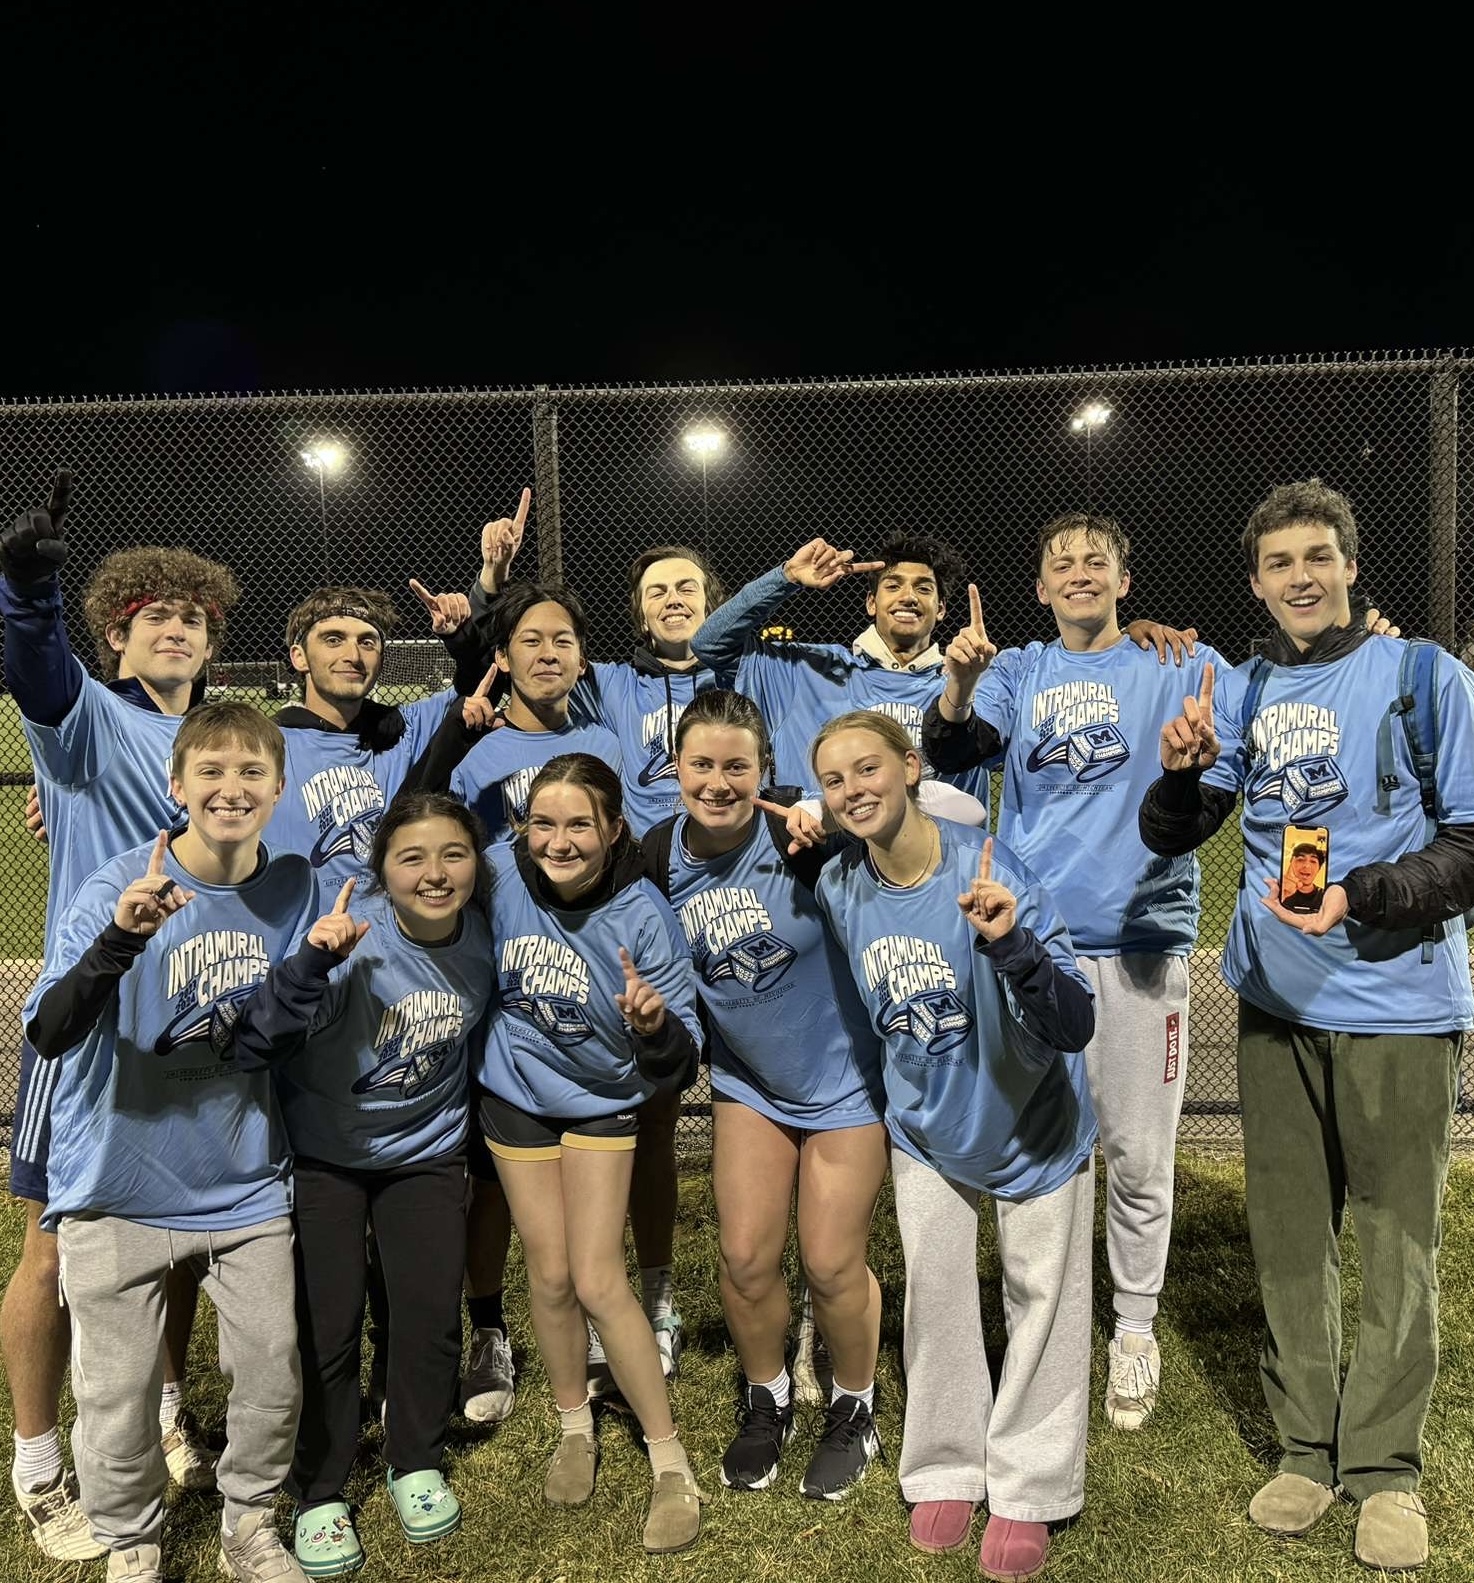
[
  {"left": 162, "top": 1409, "right": 218, "bottom": 1489},
  {"left": 586, "top": 1321, "right": 615, "bottom": 1399},
  {"left": 1105, "top": 1333, "right": 1161, "bottom": 1430},
  {"left": 108, "top": 1543, "right": 164, "bottom": 1582},
  {"left": 219, "top": 1507, "right": 308, "bottom": 1582},
  {"left": 11, "top": 1462, "right": 108, "bottom": 1560},
  {"left": 652, "top": 1310, "right": 684, "bottom": 1382},
  {"left": 791, "top": 1286, "right": 832, "bottom": 1407},
  {"left": 461, "top": 1326, "right": 516, "bottom": 1424}
]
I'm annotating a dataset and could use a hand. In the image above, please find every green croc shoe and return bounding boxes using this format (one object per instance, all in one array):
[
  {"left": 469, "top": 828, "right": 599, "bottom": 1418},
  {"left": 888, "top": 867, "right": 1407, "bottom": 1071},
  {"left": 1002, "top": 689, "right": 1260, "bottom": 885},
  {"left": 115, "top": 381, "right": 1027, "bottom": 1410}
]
[
  {"left": 294, "top": 1501, "right": 364, "bottom": 1577},
  {"left": 386, "top": 1468, "right": 462, "bottom": 1544}
]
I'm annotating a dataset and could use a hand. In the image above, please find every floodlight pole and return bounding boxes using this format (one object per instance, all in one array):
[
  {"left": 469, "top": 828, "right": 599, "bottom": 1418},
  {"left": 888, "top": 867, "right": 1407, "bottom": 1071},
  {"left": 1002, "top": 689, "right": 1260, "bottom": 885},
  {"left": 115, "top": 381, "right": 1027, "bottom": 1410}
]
[
  {"left": 699, "top": 456, "right": 711, "bottom": 552},
  {"left": 316, "top": 464, "right": 328, "bottom": 578}
]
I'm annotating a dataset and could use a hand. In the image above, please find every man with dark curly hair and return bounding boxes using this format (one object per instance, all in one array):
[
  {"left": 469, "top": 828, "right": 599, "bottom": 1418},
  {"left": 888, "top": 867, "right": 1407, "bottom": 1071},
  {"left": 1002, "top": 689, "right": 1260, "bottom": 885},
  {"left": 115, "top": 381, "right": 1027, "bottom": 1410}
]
[
  {"left": 691, "top": 533, "right": 995, "bottom": 804},
  {"left": 0, "top": 476, "right": 238, "bottom": 1560}
]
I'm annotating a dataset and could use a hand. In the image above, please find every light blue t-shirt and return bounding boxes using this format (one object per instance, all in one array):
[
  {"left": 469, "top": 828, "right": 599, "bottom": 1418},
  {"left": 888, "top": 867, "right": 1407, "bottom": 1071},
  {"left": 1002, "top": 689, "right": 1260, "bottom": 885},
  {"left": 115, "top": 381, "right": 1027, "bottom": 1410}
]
[
  {"left": 976, "top": 637, "right": 1226, "bottom": 955},
  {"left": 450, "top": 720, "right": 624, "bottom": 846},
  {"left": 26, "top": 667, "right": 186, "bottom": 956},
  {"left": 1203, "top": 638, "right": 1474, "bottom": 1034},
  {"left": 276, "top": 692, "right": 456, "bottom": 903},
  {"left": 664, "top": 811, "right": 884, "bottom": 1129},
  {"left": 479, "top": 846, "right": 703, "bottom": 1120},
  {"left": 569, "top": 661, "right": 718, "bottom": 837},
  {"left": 816, "top": 820, "right": 1096, "bottom": 1199},
  {"left": 36, "top": 839, "right": 318, "bottom": 1232},
  {"left": 274, "top": 891, "right": 494, "bottom": 1170}
]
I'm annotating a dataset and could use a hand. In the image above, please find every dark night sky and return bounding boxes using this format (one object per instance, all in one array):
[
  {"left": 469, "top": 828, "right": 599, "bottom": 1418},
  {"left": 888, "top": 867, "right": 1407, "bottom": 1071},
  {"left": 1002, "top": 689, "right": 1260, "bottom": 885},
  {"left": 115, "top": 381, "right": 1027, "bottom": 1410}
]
[{"left": 2, "top": 7, "right": 1467, "bottom": 397}]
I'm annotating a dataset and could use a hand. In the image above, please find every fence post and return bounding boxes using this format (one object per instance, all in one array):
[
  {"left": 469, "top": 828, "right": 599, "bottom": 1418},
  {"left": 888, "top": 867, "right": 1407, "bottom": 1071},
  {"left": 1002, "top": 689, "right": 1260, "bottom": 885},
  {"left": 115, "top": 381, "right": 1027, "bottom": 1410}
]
[
  {"left": 1429, "top": 363, "right": 1459, "bottom": 651},
  {"left": 532, "top": 387, "right": 563, "bottom": 584}
]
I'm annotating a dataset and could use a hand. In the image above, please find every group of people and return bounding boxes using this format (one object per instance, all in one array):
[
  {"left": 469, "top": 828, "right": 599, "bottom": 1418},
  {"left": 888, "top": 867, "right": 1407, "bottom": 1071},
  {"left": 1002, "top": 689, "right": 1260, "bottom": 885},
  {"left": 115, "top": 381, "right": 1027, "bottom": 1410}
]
[{"left": 0, "top": 469, "right": 1469, "bottom": 1582}]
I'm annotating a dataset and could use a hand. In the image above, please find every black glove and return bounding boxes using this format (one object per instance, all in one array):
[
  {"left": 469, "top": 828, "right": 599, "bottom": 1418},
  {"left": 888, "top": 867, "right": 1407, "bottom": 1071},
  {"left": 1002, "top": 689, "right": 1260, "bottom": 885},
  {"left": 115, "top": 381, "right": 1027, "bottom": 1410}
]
[{"left": 1, "top": 472, "right": 71, "bottom": 584}]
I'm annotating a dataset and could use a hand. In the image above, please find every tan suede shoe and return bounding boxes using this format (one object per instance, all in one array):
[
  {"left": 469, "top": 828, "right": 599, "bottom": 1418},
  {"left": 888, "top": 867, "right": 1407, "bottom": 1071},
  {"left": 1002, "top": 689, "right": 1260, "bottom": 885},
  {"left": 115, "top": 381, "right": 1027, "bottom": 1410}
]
[
  {"left": 1248, "top": 1472, "right": 1335, "bottom": 1536},
  {"left": 642, "top": 1469, "right": 706, "bottom": 1554},
  {"left": 1354, "top": 1491, "right": 1428, "bottom": 1572},
  {"left": 543, "top": 1433, "right": 597, "bottom": 1506}
]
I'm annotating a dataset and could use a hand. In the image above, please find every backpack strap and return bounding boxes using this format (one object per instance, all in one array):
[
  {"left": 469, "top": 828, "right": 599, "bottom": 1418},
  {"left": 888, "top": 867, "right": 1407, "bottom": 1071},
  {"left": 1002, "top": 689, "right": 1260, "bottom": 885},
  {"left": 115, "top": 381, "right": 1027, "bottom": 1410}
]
[
  {"left": 1240, "top": 654, "right": 1271, "bottom": 754},
  {"left": 1374, "top": 639, "right": 1443, "bottom": 962},
  {"left": 759, "top": 785, "right": 830, "bottom": 892},
  {"left": 1401, "top": 637, "right": 1441, "bottom": 829},
  {"left": 640, "top": 815, "right": 678, "bottom": 900}
]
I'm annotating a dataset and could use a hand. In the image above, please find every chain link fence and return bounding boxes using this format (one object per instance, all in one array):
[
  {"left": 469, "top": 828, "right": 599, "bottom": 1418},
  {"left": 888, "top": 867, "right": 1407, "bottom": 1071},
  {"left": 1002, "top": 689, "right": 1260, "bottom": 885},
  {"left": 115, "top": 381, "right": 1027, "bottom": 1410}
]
[{"left": 2, "top": 353, "right": 1470, "bottom": 1149}]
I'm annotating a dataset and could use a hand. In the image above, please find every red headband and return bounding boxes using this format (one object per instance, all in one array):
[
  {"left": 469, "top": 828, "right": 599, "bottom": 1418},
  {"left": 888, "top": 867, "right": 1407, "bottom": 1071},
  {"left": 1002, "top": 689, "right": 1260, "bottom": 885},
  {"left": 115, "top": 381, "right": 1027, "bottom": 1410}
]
[{"left": 114, "top": 594, "right": 224, "bottom": 626}]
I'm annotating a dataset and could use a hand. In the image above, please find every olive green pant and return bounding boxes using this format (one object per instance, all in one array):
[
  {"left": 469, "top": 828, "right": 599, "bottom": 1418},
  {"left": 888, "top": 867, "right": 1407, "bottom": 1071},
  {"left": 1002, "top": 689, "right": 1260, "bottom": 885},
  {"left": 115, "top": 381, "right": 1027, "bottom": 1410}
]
[{"left": 1237, "top": 999, "right": 1460, "bottom": 1499}]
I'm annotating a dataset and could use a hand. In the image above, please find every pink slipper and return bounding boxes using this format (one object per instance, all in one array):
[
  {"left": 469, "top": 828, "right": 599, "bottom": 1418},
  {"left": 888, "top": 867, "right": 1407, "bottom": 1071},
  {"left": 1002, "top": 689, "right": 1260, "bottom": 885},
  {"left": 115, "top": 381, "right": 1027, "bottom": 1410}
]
[
  {"left": 978, "top": 1515, "right": 1049, "bottom": 1580},
  {"left": 909, "top": 1499, "right": 976, "bottom": 1553}
]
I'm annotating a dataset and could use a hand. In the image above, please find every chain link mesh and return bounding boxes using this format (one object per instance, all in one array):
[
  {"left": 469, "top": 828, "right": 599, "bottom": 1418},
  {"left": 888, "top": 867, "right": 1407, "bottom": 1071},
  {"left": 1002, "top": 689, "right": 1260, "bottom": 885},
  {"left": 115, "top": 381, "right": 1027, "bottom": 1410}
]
[{"left": 2, "top": 354, "right": 1470, "bottom": 1149}]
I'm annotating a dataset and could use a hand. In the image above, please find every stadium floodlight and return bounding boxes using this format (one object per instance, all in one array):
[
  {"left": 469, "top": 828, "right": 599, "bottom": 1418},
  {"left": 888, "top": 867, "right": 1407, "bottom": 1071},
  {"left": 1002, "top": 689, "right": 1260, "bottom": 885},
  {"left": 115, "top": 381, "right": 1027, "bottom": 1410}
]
[
  {"left": 1069, "top": 402, "right": 1112, "bottom": 433},
  {"left": 300, "top": 441, "right": 347, "bottom": 474},
  {"left": 681, "top": 425, "right": 726, "bottom": 458}
]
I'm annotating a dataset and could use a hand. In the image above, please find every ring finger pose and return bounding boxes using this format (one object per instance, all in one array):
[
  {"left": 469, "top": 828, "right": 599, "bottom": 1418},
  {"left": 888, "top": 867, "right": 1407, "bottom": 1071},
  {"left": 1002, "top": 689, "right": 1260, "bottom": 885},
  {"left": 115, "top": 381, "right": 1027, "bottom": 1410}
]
[
  {"left": 644, "top": 689, "right": 889, "bottom": 1499},
  {"left": 811, "top": 711, "right": 1098, "bottom": 1583},
  {"left": 478, "top": 754, "right": 707, "bottom": 1556}
]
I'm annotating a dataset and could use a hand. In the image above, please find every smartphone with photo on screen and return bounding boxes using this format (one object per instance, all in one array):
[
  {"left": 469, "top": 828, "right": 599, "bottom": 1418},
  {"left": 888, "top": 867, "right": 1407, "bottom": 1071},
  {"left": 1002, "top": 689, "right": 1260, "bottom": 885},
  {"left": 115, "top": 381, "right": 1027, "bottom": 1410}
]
[{"left": 1280, "top": 824, "right": 1330, "bottom": 915}]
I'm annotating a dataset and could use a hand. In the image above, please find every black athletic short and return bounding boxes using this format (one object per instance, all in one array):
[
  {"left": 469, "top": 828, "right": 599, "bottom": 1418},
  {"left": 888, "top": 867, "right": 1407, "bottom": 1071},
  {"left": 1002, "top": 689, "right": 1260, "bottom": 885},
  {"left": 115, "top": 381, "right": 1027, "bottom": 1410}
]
[{"left": 478, "top": 1089, "right": 640, "bottom": 1161}]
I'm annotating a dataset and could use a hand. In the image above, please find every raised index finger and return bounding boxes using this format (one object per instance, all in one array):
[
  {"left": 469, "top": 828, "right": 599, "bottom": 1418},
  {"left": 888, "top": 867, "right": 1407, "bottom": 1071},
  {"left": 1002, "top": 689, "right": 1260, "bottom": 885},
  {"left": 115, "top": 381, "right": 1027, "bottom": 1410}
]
[
  {"left": 146, "top": 829, "right": 169, "bottom": 876},
  {"left": 750, "top": 796, "right": 788, "bottom": 817},
  {"left": 512, "top": 487, "right": 531, "bottom": 532},
  {"left": 618, "top": 945, "right": 639, "bottom": 986},
  {"left": 977, "top": 835, "right": 993, "bottom": 885},
  {"left": 473, "top": 663, "right": 499, "bottom": 699},
  {"left": 968, "top": 583, "right": 983, "bottom": 631},
  {"left": 332, "top": 878, "right": 356, "bottom": 914},
  {"left": 1198, "top": 661, "right": 1215, "bottom": 714},
  {"left": 407, "top": 578, "right": 438, "bottom": 611}
]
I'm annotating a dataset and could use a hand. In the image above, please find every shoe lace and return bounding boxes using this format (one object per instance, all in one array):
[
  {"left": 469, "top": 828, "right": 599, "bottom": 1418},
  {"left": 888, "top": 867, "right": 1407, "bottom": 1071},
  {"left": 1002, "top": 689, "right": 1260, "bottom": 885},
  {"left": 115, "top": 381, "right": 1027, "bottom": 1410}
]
[
  {"left": 227, "top": 1516, "right": 290, "bottom": 1575},
  {"left": 818, "top": 1398, "right": 871, "bottom": 1450},
  {"left": 470, "top": 1330, "right": 511, "bottom": 1378},
  {"left": 27, "top": 1482, "right": 79, "bottom": 1525},
  {"left": 733, "top": 1392, "right": 788, "bottom": 1437},
  {"left": 1108, "top": 1349, "right": 1155, "bottom": 1400}
]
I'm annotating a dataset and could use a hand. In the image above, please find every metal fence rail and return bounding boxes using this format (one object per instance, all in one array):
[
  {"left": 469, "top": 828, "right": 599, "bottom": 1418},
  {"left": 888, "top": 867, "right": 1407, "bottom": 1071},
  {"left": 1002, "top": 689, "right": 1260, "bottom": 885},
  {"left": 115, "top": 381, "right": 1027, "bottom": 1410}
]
[{"left": 2, "top": 352, "right": 1470, "bottom": 1148}]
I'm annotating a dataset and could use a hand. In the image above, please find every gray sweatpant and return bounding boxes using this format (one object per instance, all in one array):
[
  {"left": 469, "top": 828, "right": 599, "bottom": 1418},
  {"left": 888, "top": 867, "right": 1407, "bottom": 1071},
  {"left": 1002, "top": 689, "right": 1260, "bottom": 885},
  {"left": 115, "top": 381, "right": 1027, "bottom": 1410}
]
[
  {"left": 1079, "top": 953, "right": 1189, "bottom": 1325},
  {"left": 892, "top": 1149, "right": 1093, "bottom": 1522},
  {"left": 58, "top": 1213, "right": 300, "bottom": 1552}
]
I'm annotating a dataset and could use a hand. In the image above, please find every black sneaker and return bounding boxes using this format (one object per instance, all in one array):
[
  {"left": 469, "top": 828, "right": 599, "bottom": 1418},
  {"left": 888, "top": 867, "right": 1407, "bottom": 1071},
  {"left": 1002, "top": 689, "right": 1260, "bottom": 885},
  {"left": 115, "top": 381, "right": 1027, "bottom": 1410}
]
[
  {"left": 719, "top": 1384, "right": 795, "bottom": 1491},
  {"left": 800, "top": 1395, "right": 881, "bottom": 1500}
]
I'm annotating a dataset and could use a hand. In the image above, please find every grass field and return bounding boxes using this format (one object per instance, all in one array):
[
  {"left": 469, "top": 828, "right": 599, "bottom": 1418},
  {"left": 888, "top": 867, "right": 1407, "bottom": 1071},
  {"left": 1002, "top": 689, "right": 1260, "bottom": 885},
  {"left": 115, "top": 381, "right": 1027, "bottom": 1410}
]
[{"left": 0, "top": 1153, "right": 1470, "bottom": 1582}]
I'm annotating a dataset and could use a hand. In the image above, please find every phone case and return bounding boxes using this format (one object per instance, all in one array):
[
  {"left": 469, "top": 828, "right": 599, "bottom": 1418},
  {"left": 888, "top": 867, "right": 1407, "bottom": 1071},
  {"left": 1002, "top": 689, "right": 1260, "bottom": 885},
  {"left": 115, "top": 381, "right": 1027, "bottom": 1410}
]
[{"left": 1280, "top": 824, "right": 1330, "bottom": 915}]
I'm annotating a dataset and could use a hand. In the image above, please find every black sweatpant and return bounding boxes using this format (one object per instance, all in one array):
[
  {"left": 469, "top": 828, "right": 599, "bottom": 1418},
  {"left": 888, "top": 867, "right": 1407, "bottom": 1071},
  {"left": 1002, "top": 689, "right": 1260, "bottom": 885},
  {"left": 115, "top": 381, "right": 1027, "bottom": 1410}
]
[{"left": 287, "top": 1152, "right": 467, "bottom": 1505}]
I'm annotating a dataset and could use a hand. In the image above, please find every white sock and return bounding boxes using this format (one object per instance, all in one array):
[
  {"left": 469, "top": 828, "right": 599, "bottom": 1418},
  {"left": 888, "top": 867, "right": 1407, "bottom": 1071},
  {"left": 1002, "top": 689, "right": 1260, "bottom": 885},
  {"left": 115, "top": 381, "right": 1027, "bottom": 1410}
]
[
  {"left": 640, "top": 1265, "right": 674, "bottom": 1323},
  {"left": 159, "top": 1380, "right": 184, "bottom": 1432},
  {"left": 646, "top": 1429, "right": 692, "bottom": 1480},
  {"left": 557, "top": 1398, "right": 594, "bottom": 1439},
  {"left": 13, "top": 1429, "right": 62, "bottom": 1494},
  {"left": 750, "top": 1369, "right": 790, "bottom": 1410},
  {"left": 833, "top": 1380, "right": 875, "bottom": 1413},
  {"left": 1114, "top": 1314, "right": 1155, "bottom": 1341}
]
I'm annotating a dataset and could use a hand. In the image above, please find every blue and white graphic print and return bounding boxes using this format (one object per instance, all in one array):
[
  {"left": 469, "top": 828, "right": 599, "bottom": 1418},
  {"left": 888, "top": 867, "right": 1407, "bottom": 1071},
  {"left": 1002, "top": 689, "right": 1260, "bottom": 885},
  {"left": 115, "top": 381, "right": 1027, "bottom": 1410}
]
[
  {"left": 859, "top": 933, "right": 976, "bottom": 1059},
  {"left": 497, "top": 934, "right": 596, "bottom": 1044},
  {"left": 675, "top": 885, "right": 798, "bottom": 992}
]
